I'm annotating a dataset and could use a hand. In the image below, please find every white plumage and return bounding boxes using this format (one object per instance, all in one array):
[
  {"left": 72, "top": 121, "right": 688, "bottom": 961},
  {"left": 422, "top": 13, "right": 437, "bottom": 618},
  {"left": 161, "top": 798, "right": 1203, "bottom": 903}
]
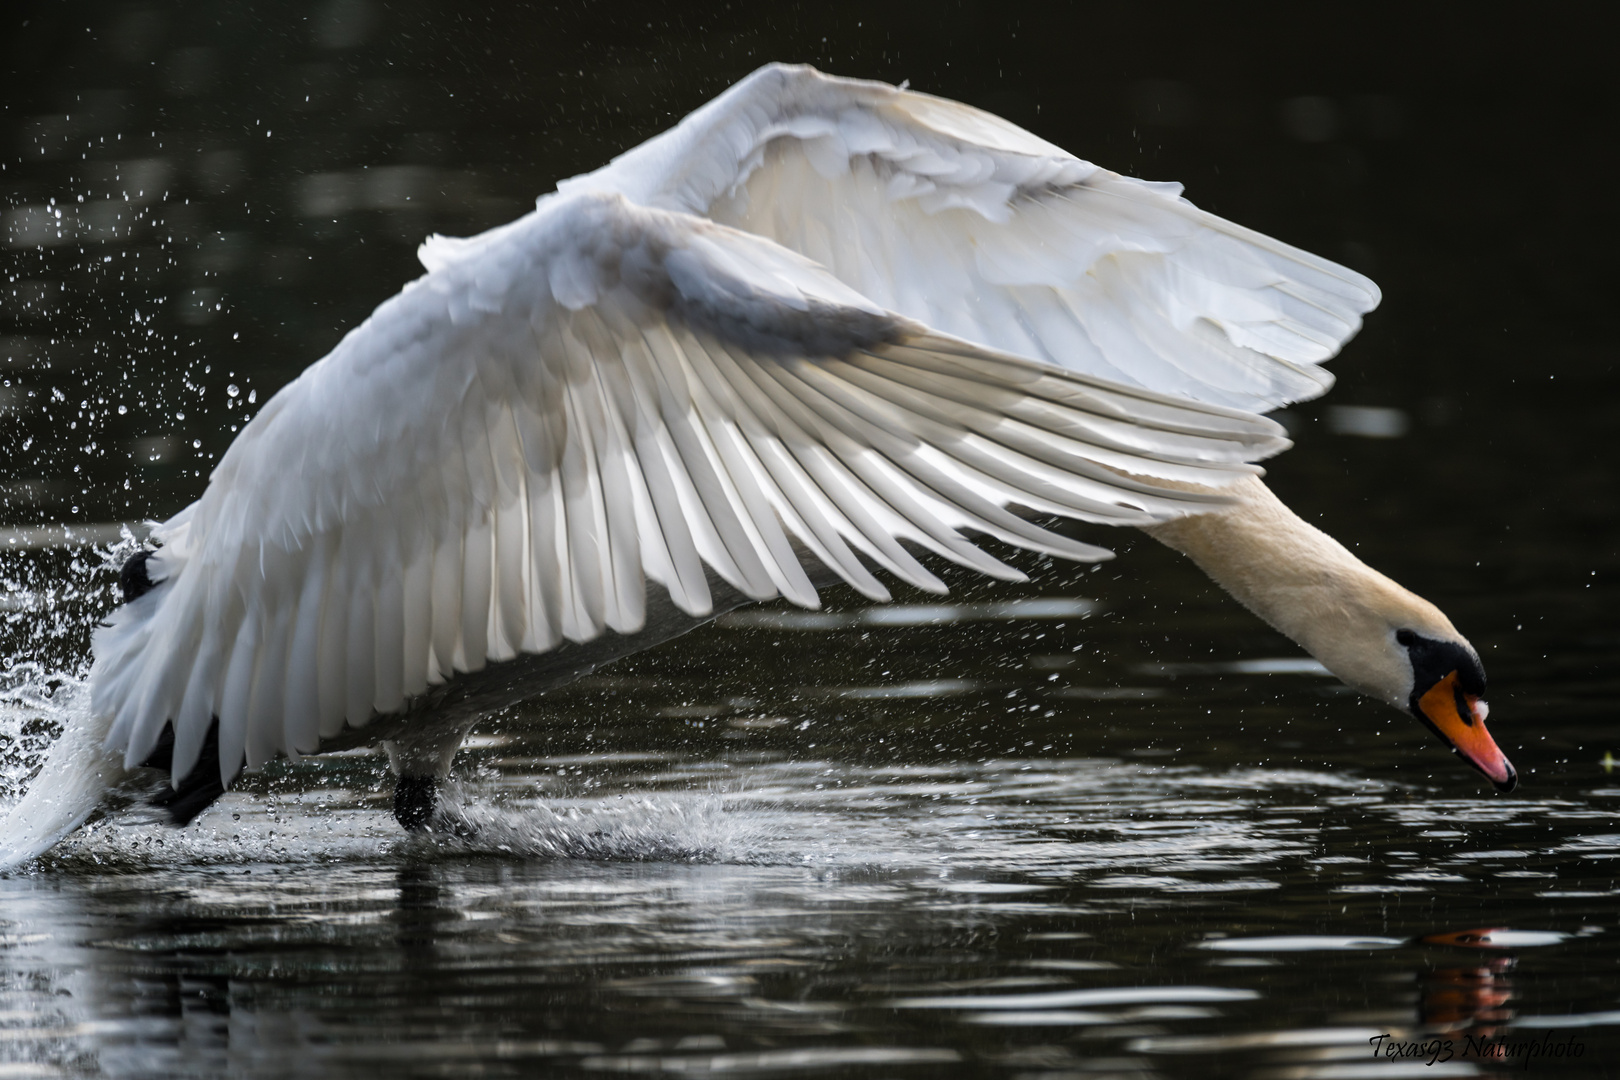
[
  {"left": 572, "top": 65, "right": 1375, "bottom": 410},
  {"left": 10, "top": 64, "right": 1385, "bottom": 858}
]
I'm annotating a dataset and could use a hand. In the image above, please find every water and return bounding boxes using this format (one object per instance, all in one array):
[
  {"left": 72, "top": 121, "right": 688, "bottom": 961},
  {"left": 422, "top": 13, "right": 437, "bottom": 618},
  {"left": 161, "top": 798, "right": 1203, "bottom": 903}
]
[{"left": 3, "top": 3, "right": 1616, "bottom": 1077}]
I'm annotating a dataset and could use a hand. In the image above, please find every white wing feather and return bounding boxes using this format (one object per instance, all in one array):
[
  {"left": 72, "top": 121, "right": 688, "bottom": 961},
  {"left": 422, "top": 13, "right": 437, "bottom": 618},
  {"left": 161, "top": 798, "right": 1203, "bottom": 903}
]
[
  {"left": 93, "top": 190, "right": 1286, "bottom": 786},
  {"left": 556, "top": 63, "right": 1378, "bottom": 412}
]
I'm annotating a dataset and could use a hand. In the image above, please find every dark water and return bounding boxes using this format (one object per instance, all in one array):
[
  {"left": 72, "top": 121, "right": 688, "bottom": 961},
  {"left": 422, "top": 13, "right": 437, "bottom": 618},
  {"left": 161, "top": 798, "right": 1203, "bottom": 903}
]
[{"left": 3, "top": 3, "right": 1617, "bottom": 1077}]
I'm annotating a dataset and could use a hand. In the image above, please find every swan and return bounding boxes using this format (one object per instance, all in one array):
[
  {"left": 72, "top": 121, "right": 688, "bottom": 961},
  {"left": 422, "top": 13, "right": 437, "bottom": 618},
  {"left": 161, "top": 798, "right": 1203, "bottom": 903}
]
[{"left": 0, "top": 64, "right": 1512, "bottom": 868}]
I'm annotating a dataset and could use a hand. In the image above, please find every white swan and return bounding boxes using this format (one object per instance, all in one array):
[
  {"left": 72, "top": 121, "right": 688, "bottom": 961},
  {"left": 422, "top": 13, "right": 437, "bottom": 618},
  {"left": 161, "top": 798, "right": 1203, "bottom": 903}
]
[{"left": 0, "top": 64, "right": 1511, "bottom": 867}]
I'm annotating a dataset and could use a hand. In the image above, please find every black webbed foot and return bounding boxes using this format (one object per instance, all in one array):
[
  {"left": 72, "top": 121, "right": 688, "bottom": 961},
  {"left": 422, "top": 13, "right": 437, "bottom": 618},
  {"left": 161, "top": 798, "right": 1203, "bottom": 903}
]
[
  {"left": 393, "top": 775, "right": 438, "bottom": 832},
  {"left": 143, "top": 720, "right": 232, "bottom": 825}
]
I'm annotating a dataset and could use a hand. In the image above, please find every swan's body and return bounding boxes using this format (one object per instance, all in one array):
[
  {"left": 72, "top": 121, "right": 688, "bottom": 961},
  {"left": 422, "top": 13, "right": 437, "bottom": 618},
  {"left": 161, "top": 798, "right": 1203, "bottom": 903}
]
[{"left": 0, "top": 64, "right": 1511, "bottom": 869}]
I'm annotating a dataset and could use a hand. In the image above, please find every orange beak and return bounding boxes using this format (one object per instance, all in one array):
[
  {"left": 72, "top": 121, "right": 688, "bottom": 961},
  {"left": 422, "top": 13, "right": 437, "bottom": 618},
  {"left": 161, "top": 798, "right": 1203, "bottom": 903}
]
[{"left": 1416, "top": 671, "right": 1516, "bottom": 792}]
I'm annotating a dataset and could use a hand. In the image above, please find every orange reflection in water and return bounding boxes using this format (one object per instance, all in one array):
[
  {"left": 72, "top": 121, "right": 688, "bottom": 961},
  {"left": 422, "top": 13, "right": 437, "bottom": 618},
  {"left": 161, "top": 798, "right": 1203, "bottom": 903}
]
[{"left": 1418, "top": 928, "right": 1518, "bottom": 1036}]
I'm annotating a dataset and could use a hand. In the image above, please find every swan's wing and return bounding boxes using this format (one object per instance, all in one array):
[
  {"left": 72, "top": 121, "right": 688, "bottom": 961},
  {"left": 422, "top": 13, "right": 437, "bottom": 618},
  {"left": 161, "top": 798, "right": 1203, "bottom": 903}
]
[
  {"left": 93, "top": 191, "right": 1286, "bottom": 788},
  {"left": 550, "top": 63, "right": 1377, "bottom": 413}
]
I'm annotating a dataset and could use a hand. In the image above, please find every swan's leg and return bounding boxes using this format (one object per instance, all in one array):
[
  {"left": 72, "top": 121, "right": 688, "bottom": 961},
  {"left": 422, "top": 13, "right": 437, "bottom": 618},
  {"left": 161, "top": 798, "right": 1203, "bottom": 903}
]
[{"left": 383, "top": 719, "right": 477, "bottom": 833}]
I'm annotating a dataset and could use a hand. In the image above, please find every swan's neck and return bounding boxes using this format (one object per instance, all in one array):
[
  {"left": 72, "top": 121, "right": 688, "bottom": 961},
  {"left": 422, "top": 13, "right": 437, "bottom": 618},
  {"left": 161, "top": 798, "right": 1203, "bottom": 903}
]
[{"left": 1141, "top": 476, "right": 1454, "bottom": 707}]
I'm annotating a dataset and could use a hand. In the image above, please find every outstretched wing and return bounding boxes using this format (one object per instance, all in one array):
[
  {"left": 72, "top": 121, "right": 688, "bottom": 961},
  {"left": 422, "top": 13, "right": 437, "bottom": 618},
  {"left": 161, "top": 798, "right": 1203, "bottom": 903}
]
[
  {"left": 551, "top": 63, "right": 1378, "bottom": 413},
  {"left": 94, "top": 191, "right": 1285, "bottom": 787}
]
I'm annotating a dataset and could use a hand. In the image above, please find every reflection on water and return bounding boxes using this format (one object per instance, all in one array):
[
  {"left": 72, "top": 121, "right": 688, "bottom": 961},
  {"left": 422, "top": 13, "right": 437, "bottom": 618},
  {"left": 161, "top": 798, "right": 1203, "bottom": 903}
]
[
  {"left": 3, "top": 1, "right": 1618, "bottom": 1077},
  {"left": 1421, "top": 957, "right": 1515, "bottom": 1035}
]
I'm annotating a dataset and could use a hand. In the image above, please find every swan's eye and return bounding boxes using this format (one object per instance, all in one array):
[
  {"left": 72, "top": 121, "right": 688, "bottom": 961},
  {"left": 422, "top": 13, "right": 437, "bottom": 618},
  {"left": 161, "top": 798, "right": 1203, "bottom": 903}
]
[{"left": 1397, "top": 629, "right": 1486, "bottom": 701}]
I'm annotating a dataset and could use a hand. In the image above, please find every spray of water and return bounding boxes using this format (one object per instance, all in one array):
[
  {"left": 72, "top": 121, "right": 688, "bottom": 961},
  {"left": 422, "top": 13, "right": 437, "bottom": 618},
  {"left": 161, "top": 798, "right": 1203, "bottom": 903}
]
[
  {"left": 420, "top": 784, "right": 753, "bottom": 862},
  {"left": 0, "top": 664, "right": 85, "bottom": 807},
  {"left": 0, "top": 531, "right": 144, "bottom": 868}
]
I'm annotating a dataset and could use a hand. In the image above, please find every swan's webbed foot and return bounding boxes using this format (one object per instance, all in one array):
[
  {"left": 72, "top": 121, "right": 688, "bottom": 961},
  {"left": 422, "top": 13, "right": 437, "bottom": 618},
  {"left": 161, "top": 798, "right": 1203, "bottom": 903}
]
[
  {"left": 391, "top": 775, "right": 479, "bottom": 838},
  {"left": 143, "top": 719, "right": 233, "bottom": 826},
  {"left": 393, "top": 775, "right": 438, "bottom": 832},
  {"left": 384, "top": 723, "right": 477, "bottom": 836}
]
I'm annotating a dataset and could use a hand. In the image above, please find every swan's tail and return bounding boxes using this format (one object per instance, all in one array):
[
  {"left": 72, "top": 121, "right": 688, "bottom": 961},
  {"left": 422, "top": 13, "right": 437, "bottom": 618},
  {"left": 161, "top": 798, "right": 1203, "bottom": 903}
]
[{"left": 0, "top": 704, "right": 124, "bottom": 871}]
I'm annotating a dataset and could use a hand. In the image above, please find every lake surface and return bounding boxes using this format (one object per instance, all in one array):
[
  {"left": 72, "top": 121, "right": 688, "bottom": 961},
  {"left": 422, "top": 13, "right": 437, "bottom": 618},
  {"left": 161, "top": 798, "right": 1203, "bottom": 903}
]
[{"left": 3, "top": 3, "right": 1616, "bottom": 1077}]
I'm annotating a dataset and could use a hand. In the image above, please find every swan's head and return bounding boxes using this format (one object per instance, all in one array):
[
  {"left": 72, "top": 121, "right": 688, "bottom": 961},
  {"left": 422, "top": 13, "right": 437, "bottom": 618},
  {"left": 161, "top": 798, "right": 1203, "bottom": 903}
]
[
  {"left": 1392, "top": 628, "right": 1515, "bottom": 792},
  {"left": 1313, "top": 597, "right": 1515, "bottom": 792},
  {"left": 1276, "top": 577, "right": 1515, "bottom": 793}
]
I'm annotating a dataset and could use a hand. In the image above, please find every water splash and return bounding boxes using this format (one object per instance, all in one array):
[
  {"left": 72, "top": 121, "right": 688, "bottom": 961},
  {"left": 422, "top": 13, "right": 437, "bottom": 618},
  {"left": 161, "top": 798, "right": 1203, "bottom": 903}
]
[
  {"left": 0, "top": 531, "right": 142, "bottom": 865},
  {"left": 0, "top": 528, "right": 139, "bottom": 677},
  {"left": 420, "top": 788, "right": 748, "bottom": 862},
  {"left": 0, "top": 664, "right": 85, "bottom": 806}
]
